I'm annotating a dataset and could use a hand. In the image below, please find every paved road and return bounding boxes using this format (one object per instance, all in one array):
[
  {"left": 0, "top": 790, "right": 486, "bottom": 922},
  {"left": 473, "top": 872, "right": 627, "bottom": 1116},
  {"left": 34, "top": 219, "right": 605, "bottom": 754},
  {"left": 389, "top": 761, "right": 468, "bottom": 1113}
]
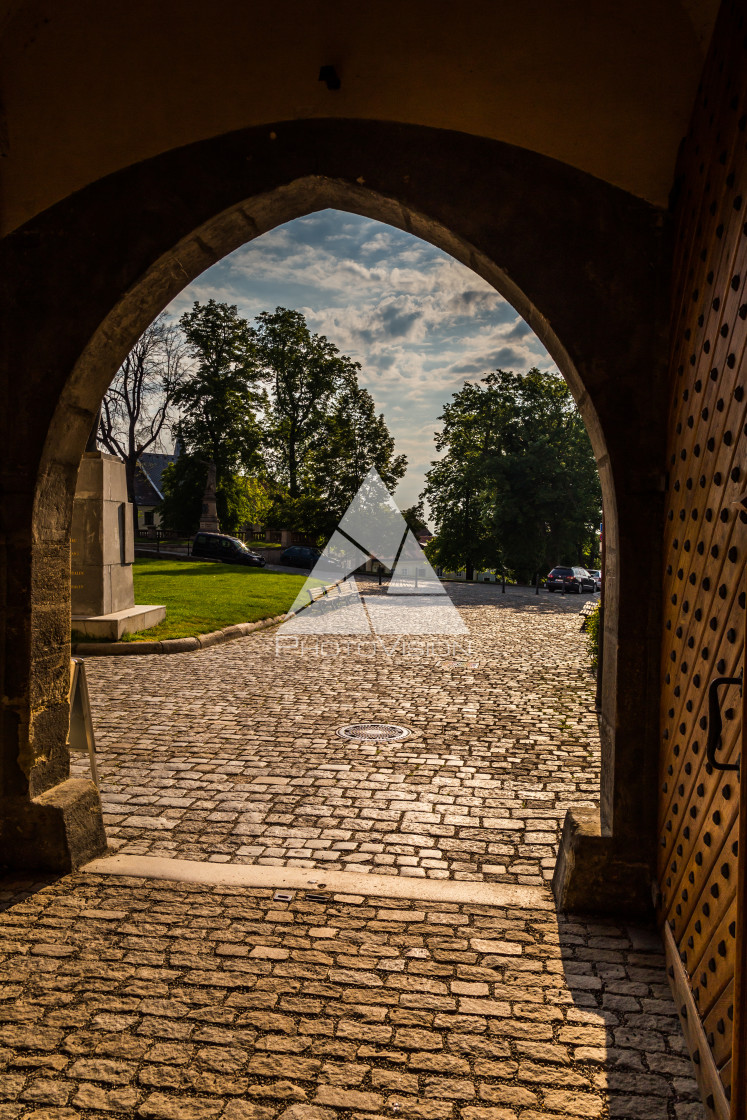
[{"left": 75, "top": 584, "right": 601, "bottom": 883}]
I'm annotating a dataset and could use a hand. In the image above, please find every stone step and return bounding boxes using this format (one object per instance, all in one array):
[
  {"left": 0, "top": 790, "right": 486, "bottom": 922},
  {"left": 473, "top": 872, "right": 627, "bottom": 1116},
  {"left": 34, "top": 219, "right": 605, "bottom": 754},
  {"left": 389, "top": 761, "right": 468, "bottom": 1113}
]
[{"left": 82, "top": 853, "right": 555, "bottom": 909}]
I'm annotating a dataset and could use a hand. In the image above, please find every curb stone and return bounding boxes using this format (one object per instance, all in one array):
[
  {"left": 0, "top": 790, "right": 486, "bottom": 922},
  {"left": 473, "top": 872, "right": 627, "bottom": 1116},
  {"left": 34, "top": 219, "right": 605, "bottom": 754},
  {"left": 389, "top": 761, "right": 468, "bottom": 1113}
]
[
  {"left": 72, "top": 612, "right": 291, "bottom": 657},
  {"left": 71, "top": 575, "right": 349, "bottom": 657}
]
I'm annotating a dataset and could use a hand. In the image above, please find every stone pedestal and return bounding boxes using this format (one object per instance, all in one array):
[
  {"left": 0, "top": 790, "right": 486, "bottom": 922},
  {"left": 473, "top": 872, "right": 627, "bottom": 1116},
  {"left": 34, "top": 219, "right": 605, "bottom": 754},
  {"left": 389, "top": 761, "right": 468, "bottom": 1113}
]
[{"left": 71, "top": 452, "right": 165, "bottom": 639}]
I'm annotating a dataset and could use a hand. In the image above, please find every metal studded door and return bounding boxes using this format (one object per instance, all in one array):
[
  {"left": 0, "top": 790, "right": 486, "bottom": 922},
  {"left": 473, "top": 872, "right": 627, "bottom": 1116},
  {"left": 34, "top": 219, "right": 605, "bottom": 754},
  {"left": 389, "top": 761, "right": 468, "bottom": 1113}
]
[
  {"left": 658, "top": 6, "right": 747, "bottom": 1116},
  {"left": 731, "top": 662, "right": 746, "bottom": 1120}
]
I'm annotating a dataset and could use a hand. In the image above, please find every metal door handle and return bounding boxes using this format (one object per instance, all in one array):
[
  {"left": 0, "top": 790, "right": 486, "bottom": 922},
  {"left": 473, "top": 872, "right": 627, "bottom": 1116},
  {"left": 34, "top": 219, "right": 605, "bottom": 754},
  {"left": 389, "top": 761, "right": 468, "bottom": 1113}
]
[{"left": 706, "top": 669, "right": 742, "bottom": 773}]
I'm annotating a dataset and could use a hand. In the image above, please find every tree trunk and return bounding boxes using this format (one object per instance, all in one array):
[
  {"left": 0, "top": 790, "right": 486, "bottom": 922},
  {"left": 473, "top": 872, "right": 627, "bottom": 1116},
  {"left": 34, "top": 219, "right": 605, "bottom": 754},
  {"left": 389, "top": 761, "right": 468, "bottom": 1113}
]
[
  {"left": 463, "top": 488, "right": 472, "bottom": 580},
  {"left": 86, "top": 405, "right": 102, "bottom": 452},
  {"left": 124, "top": 458, "right": 139, "bottom": 534},
  {"left": 289, "top": 420, "right": 298, "bottom": 498}
]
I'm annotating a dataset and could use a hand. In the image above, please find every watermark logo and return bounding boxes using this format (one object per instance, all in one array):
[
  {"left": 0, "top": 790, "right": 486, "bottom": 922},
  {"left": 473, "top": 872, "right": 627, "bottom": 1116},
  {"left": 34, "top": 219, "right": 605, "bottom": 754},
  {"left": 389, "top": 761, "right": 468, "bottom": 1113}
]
[{"left": 276, "top": 468, "right": 468, "bottom": 655}]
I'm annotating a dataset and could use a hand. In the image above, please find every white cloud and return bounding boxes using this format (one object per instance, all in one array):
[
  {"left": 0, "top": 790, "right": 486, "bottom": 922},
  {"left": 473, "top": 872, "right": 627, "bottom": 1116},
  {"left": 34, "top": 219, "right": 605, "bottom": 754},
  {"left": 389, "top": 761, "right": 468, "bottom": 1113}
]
[{"left": 164, "top": 210, "right": 559, "bottom": 507}]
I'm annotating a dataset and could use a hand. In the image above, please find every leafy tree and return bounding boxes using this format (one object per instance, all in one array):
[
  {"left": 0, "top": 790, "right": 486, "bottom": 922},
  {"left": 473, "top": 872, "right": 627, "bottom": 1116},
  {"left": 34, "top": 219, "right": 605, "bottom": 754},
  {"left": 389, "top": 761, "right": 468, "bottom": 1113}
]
[
  {"left": 234, "top": 476, "right": 274, "bottom": 528},
  {"left": 160, "top": 302, "right": 406, "bottom": 542},
  {"left": 423, "top": 377, "right": 509, "bottom": 579},
  {"left": 251, "top": 308, "right": 348, "bottom": 498},
  {"left": 264, "top": 492, "right": 329, "bottom": 544},
  {"left": 402, "top": 501, "right": 430, "bottom": 537},
  {"left": 485, "top": 369, "right": 601, "bottom": 578},
  {"left": 159, "top": 455, "right": 271, "bottom": 536},
  {"left": 308, "top": 368, "right": 407, "bottom": 532},
  {"left": 158, "top": 454, "right": 207, "bottom": 534},
  {"left": 422, "top": 460, "right": 493, "bottom": 580},
  {"left": 423, "top": 369, "right": 601, "bottom": 582},
  {"left": 175, "top": 299, "right": 264, "bottom": 478},
  {"left": 98, "top": 313, "right": 188, "bottom": 526},
  {"left": 248, "top": 310, "right": 406, "bottom": 539}
]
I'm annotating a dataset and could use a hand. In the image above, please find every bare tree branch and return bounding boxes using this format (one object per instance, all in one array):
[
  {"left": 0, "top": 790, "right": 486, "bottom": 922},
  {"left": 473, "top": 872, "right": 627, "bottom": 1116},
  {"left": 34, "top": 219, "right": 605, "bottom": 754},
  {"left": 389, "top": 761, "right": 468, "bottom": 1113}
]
[{"left": 98, "top": 313, "right": 189, "bottom": 526}]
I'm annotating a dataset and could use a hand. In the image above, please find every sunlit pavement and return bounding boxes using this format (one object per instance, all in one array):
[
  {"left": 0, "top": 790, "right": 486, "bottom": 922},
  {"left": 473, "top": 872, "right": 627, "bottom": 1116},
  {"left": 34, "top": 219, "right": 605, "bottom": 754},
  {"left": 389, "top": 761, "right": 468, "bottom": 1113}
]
[
  {"left": 0, "top": 585, "right": 704, "bottom": 1118},
  {"left": 75, "top": 583, "right": 601, "bottom": 884}
]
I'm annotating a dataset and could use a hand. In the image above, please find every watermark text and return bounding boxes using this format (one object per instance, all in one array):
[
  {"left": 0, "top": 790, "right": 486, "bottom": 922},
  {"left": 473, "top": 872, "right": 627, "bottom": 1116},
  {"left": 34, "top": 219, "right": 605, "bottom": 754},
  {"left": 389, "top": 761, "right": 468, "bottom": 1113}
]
[{"left": 275, "top": 635, "right": 474, "bottom": 659}]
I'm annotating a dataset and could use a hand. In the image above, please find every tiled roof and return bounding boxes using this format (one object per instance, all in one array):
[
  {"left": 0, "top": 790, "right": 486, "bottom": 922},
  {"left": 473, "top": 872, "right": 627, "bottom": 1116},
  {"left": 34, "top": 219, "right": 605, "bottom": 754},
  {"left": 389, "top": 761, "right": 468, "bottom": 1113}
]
[{"left": 133, "top": 452, "right": 176, "bottom": 507}]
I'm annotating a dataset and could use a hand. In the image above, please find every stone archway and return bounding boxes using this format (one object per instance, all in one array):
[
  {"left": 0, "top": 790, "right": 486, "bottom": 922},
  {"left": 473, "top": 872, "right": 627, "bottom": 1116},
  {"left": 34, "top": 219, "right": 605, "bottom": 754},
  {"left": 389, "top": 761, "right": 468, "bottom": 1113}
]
[{"left": 0, "top": 119, "right": 668, "bottom": 913}]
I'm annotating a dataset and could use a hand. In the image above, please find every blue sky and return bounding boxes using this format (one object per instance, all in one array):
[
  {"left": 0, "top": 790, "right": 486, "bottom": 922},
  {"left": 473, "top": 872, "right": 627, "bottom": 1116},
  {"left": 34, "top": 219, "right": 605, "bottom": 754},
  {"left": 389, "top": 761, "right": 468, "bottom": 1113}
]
[{"left": 165, "top": 209, "right": 557, "bottom": 508}]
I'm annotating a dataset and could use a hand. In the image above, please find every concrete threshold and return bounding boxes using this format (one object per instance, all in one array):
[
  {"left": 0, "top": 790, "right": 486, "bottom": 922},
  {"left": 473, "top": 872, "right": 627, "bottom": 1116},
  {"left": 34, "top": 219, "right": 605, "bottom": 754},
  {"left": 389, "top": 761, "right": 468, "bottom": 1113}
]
[{"left": 82, "top": 854, "right": 555, "bottom": 909}]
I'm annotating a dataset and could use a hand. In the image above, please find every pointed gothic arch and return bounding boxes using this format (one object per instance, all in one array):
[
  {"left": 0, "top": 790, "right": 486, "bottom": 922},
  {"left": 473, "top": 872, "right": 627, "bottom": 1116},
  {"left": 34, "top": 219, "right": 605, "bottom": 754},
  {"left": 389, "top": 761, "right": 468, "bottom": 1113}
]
[{"left": 1, "top": 120, "right": 668, "bottom": 912}]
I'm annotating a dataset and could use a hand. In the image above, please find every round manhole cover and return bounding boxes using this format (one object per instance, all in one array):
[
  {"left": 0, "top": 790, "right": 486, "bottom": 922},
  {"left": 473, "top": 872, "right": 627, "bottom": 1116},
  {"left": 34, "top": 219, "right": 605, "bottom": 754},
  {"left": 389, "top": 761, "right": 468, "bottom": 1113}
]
[{"left": 337, "top": 722, "right": 411, "bottom": 742}]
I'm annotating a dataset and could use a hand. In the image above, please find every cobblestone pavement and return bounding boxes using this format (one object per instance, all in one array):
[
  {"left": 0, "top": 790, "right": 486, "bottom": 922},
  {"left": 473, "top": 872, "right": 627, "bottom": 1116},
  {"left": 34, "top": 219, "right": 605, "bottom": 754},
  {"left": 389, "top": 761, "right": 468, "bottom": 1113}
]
[
  {"left": 0, "top": 873, "right": 704, "bottom": 1120},
  {"left": 73, "top": 584, "right": 601, "bottom": 884},
  {"left": 3, "top": 584, "right": 707, "bottom": 1117}
]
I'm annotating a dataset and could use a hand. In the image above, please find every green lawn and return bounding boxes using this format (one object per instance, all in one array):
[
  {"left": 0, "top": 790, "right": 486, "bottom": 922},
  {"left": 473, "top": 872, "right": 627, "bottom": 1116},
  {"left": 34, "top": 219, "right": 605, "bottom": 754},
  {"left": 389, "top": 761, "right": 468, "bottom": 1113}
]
[{"left": 74, "top": 559, "right": 316, "bottom": 642}]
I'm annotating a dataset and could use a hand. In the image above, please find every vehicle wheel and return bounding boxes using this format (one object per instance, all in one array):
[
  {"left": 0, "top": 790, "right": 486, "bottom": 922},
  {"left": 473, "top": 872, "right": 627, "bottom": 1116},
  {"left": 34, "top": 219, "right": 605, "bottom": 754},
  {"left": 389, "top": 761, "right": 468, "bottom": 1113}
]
[{"left": 575, "top": 585, "right": 581, "bottom": 594}]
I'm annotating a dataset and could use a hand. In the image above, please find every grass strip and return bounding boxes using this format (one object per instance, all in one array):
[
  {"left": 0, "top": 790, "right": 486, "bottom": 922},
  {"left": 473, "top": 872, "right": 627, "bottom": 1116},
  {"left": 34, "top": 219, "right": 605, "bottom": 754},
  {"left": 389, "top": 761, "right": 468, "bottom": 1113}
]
[{"left": 72, "top": 558, "right": 317, "bottom": 643}]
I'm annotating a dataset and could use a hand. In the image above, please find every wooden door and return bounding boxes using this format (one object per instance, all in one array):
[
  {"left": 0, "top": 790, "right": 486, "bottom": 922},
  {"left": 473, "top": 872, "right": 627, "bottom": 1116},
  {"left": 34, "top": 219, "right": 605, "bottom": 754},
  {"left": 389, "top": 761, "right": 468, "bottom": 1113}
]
[{"left": 730, "top": 661, "right": 746, "bottom": 1120}]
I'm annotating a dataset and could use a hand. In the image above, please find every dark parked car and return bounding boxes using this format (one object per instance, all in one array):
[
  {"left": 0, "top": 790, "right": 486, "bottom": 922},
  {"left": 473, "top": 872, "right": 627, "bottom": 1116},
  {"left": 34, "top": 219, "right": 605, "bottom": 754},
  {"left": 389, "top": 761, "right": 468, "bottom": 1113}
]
[
  {"left": 191, "top": 532, "right": 266, "bottom": 566},
  {"left": 277, "top": 545, "right": 323, "bottom": 570},
  {"left": 277, "top": 545, "right": 343, "bottom": 574},
  {"left": 545, "top": 566, "right": 595, "bottom": 593}
]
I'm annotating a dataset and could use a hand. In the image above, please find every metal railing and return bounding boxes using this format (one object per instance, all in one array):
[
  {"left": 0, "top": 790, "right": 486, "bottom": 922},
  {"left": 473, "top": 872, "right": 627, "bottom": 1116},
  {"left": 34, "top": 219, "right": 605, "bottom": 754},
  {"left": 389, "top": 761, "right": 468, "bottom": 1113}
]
[
  {"left": 134, "top": 525, "right": 317, "bottom": 557},
  {"left": 135, "top": 528, "right": 191, "bottom": 556}
]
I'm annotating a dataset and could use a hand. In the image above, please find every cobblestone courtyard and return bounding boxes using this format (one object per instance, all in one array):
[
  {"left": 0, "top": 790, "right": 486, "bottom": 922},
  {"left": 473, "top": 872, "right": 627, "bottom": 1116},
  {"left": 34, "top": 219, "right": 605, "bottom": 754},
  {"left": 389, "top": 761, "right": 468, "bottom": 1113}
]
[
  {"left": 74, "top": 584, "right": 602, "bottom": 883},
  {"left": 1, "top": 585, "right": 705, "bottom": 1118}
]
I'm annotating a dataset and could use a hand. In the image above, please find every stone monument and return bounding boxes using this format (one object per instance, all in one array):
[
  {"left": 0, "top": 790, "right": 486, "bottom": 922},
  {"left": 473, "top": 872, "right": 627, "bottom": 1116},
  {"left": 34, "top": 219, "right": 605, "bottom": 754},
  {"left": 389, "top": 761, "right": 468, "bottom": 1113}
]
[
  {"left": 199, "top": 460, "right": 220, "bottom": 531},
  {"left": 71, "top": 451, "right": 166, "bottom": 639}
]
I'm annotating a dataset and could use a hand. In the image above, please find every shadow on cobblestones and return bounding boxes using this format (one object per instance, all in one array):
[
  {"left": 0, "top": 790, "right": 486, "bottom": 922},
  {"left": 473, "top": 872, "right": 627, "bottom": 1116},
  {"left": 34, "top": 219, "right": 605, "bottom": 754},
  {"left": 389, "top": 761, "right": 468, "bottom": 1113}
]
[
  {"left": 0, "top": 876, "right": 58, "bottom": 914},
  {"left": 0, "top": 873, "right": 704, "bottom": 1119}
]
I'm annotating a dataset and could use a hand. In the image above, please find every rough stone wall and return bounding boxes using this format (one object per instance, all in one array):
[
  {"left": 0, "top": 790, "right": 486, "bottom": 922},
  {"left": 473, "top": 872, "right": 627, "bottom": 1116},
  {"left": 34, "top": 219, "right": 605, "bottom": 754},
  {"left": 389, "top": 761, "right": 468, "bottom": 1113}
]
[{"left": 658, "top": 0, "right": 747, "bottom": 1107}]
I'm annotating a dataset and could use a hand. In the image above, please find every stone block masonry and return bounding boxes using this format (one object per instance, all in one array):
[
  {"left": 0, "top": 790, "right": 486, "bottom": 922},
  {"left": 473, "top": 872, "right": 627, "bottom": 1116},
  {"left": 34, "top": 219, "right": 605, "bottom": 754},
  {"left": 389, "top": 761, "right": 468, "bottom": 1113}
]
[{"left": 71, "top": 451, "right": 165, "bottom": 639}]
